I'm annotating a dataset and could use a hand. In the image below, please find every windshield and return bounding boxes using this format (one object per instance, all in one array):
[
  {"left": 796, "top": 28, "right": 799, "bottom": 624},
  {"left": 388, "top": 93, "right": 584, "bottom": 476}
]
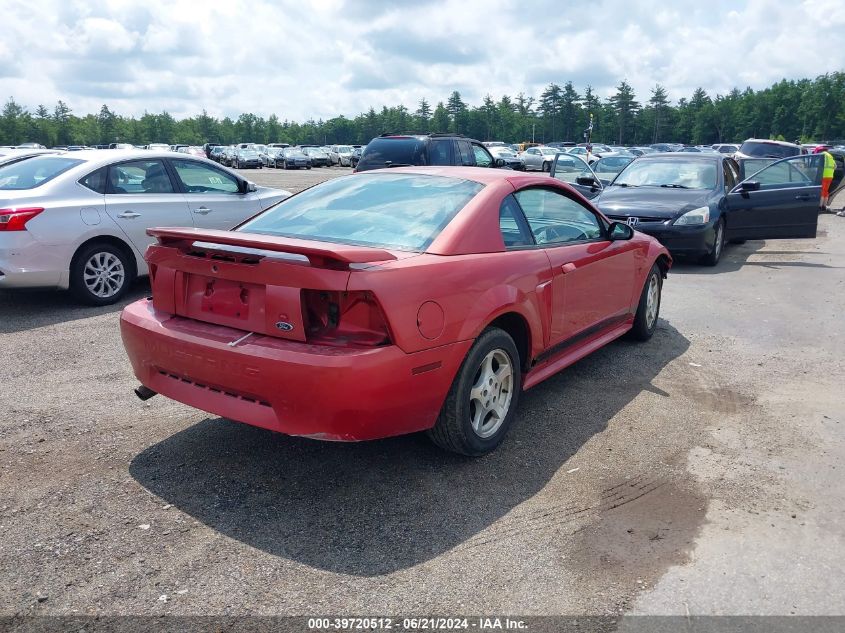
[
  {"left": 614, "top": 159, "right": 718, "bottom": 189},
  {"left": 739, "top": 141, "right": 800, "bottom": 159},
  {"left": 539, "top": 148, "right": 558, "bottom": 156},
  {"left": 490, "top": 148, "right": 517, "bottom": 157},
  {"left": 239, "top": 173, "right": 484, "bottom": 251},
  {"left": 336, "top": 145, "right": 352, "bottom": 153},
  {"left": 592, "top": 156, "right": 634, "bottom": 180},
  {"left": 0, "top": 157, "right": 83, "bottom": 190},
  {"left": 239, "top": 150, "right": 258, "bottom": 157}
]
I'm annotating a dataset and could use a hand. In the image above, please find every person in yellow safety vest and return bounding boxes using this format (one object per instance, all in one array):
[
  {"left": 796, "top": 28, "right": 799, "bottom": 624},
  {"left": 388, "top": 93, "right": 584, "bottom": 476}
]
[{"left": 819, "top": 150, "right": 835, "bottom": 214}]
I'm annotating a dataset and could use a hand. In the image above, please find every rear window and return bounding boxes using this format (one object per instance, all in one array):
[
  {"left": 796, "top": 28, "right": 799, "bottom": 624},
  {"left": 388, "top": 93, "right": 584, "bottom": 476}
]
[
  {"left": 356, "top": 138, "right": 427, "bottom": 171},
  {"left": 239, "top": 173, "right": 484, "bottom": 251},
  {"left": 0, "top": 157, "right": 83, "bottom": 190},
  {"left": 739, "top": 141, "right": 800, "bottom": 159}
]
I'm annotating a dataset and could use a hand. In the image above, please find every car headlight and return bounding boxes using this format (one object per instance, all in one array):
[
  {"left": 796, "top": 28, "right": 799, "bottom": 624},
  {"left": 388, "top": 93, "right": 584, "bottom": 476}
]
[{"left": 674, "top": 206, "right": 710, "bottom": 225}]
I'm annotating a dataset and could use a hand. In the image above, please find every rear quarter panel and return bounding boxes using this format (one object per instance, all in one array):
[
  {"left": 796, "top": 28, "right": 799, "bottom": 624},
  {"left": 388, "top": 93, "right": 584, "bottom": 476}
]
[{"left": 348, "top": 250, "right": 553, "bottom": 357}]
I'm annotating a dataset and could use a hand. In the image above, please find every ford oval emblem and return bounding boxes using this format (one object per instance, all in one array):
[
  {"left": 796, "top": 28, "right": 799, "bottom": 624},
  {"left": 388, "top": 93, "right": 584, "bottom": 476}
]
[{"left": 275, "top": 321, "right": 294, "bottom": 332}]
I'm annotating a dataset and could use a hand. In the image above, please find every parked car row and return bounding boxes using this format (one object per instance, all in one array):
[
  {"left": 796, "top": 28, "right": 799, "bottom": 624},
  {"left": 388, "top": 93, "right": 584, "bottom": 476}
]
[{"left": 206, "top": 142, "right": 365, "bottom": 169}]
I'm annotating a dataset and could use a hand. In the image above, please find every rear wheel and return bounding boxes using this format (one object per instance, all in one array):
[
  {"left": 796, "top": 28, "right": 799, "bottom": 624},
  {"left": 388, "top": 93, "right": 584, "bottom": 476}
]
[
  {"left": 628, "top": 264, "right": 662, "bottom": 341},
  {"left": 700, "top": 218, "right": 724, "bottom": 266},
  {"left": 542, "top": 161, "right": 551, "bottom": 172},
  {"left": 70, "top": 242, "right": 133, "bottom": 306},
  {"left": 427, "top": 327, "right": 521, "bottom": 456}
]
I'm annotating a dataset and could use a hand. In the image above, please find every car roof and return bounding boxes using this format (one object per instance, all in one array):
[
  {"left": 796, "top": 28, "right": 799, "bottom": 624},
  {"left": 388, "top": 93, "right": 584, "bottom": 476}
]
[
  {"left": 365, "top": 166, "right": 577, "bottom": 189},
  {"left": 11, "top": 150, "right": 224, "bottom": 178},
  {"left": 636, "top": 152, "right": 723, "bottom": 161},
  {"left": 741, "top": 138, "right": 800, "bottom": 148}
]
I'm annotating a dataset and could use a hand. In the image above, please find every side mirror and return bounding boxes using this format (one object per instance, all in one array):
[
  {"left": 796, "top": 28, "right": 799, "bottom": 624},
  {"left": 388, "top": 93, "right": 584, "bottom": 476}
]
[
  {"left": 576, "top": 175, "right": 598, "bottom": 187},
  {"left": 494, "top": 158, "right": 506, "bottom": 168},
  {"left": 244, "top": 181, "right": 258, "bottom": 193},
  {"left": 740, "top": 180, "right": 760, "bottom": 192},
  {"left": 608, "top": 222, "right": 634, "bottom": 241}
]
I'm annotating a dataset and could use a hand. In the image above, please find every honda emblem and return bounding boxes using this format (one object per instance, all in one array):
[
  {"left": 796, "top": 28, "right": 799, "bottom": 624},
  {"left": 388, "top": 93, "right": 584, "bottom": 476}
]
[{"left": 626, "top": 217, "right": 639, "bottom": 227}]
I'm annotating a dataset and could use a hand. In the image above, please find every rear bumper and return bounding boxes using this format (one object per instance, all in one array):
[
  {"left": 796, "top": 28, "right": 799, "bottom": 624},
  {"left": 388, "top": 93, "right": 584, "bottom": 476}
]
[
  {"left": 0, "top": 234, "right": 67, "bottom": 289},
  {"left": 120, "top": 299, "right": 472, "bottom": 441}
]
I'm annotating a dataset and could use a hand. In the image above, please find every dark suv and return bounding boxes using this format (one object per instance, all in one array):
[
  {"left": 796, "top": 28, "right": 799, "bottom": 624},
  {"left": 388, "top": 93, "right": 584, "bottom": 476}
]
[{"left": 354, "top": 133, "right": 502, "bottom": 172}]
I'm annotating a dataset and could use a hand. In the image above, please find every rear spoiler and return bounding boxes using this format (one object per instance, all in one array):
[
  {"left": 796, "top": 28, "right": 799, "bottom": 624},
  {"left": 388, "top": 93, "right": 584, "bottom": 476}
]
[{"left": 146, "top": 227, "right": 397, "bottom": 264}]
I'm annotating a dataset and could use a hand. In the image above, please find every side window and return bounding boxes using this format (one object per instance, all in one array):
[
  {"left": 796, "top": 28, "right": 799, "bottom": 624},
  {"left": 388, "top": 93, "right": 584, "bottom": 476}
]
[
  {"left": 514, "top": 188, "right": 604, "bottom": 245},
  {"left": 456, "top": 140, "right": 474, "bottom": 166},
  {"left": 723, "top": 161, "right": 736, "bottom": 191},
  {"left": 172, "top": 160, "right": 240, "bottom": 194},
  {"left": 552, "top": 154, "right": 593, "bottom": 185},
  {"left": 737, "top": 155, "right": 823, "bottom": 190},
  {"left": 107, "top": 160, "right": 173, "bottom": 194},
  {"left": 473, "top": 143, "right": 493, "bottom": 168},
  {"left": 429, "top": 140, "right": 452, "bottom": 166},
  {"left": 499, "top": 195, "right": 534, "bottom": 247},
  {"left": 79, "top": 168, "right": 106, "bottom": 194}
]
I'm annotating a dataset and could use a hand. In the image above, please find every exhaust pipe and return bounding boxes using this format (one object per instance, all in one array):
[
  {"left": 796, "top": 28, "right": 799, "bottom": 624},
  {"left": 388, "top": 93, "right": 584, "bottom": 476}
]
[{"left": 134, "top": 385, "right": 158, "bottom": 401}]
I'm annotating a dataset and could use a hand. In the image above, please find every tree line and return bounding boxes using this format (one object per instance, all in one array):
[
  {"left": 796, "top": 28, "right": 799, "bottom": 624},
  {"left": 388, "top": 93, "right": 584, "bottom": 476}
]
[{"left": 1, "top": 72, "right": 844, "bottom": 148}]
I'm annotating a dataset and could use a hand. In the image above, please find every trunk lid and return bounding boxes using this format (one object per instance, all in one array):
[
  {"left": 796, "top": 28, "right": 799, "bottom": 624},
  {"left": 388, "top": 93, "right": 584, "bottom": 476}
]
[{"left": 145, "top": 227, "right": 399, "bottom": 341}]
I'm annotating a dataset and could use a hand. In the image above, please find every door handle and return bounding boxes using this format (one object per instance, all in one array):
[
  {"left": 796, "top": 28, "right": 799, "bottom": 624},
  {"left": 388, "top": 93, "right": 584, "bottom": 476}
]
[
  {"left": 794, "top": 194, "right": 811, "bottom": 201},
  {"left": 561, "top": 262, "right": 577, "bottom": 274},
  {"left": 193, "top": 207, "right": 212, "bottom": 214},
  {"left": 117, "top": 211, "right": 141, "bottom": 219}
]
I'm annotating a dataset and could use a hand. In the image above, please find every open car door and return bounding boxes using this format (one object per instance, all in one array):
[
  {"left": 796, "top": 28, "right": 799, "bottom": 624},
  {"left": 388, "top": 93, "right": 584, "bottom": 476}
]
[
  {"left": 549, "top": 152, "right": 602, "bottom": 200},
  {"left": 724, "top": 154, "right": 823, "bottom": 240}
]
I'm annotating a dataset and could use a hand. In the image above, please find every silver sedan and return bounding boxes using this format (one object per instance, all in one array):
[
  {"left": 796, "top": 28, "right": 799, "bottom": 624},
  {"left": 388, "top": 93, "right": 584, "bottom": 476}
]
[
  {"left": 520, "top": 146, "right": 560, "bottom": 171},
  {"left": 0, "top": 150, "right": 290, "bottom": 305}
]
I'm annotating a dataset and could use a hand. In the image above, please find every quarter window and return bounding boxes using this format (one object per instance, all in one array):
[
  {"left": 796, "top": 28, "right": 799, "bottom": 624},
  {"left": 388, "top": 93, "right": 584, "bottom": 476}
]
[
  {"left": 172, "top": 160, "right": 240, "bottom": 194},
  {"left": 514, "top": 188, "right": 604, "bottom": 245},
  {"left": 79, "top": 168, "right": 107, "bottom": 194},
  {"left": 499, "top": 195, "right": 534, "bottom": 247}
]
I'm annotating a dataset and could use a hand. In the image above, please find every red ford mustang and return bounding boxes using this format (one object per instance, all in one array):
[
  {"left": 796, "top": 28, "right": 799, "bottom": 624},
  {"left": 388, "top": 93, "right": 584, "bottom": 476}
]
[{"left": 121, "top": 167, "right": 671, "bottom": 455}]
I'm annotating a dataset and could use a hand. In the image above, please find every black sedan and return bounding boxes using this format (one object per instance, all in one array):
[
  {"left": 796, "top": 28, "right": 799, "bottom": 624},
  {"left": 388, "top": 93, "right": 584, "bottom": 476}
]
[
  {"left": 232, "top": 149, "right": 262, "bottom": 169},
  {"left": 589, "top": 153, "right": 824, "bottom": 266},
  {"left": 278, "top": 148, "right": 312, "bottom": 170}
]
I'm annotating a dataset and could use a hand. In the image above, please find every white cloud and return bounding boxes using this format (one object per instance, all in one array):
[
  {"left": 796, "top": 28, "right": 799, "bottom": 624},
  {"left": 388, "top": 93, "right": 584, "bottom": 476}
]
[{"left": 2, "top": 0, "right": 844, "bottom": 120}]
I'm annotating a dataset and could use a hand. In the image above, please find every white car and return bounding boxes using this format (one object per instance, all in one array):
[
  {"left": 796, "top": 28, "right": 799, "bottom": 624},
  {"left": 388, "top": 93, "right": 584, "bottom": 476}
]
[{"left": 0, "top": 150, "right": 290, "bottom": 305}]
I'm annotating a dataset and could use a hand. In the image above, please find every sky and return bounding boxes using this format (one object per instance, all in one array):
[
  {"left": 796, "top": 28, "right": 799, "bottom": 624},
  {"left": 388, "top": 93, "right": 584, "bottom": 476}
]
[{"left": 3, "top": 0, "right": 845, "bottom": 122}]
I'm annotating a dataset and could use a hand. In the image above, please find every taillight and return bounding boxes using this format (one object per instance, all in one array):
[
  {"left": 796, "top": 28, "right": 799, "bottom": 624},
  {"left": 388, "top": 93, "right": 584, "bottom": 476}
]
[
  {"left": 302, "top": 290, "right": 392, "bottom": 347},
  {"left": 0, "top": 207, "right": 44, "bottom": 232}
]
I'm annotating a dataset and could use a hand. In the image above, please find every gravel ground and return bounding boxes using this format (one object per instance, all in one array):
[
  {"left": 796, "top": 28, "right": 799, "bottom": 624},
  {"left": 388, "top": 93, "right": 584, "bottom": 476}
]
[{"left": 1, "top": 167, "right": 843, "bottom": 619}]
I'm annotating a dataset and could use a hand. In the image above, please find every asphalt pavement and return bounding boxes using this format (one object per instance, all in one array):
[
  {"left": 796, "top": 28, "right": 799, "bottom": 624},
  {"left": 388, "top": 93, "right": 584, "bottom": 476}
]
[{"left": 1, "top": 165, "right": 843, "bottom": 618}]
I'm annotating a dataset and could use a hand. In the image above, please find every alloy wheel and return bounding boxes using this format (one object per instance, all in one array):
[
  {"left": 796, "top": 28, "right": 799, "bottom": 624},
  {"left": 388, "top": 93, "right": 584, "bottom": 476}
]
[
  {"left": 83, "top": 251, "right": 125, "bottom": 299},
  {"left": 645, "top": 273, "right": 660, "bottom": 329},
  {"left": 469, "top": 349, "right": 514, "bottom": 439}
]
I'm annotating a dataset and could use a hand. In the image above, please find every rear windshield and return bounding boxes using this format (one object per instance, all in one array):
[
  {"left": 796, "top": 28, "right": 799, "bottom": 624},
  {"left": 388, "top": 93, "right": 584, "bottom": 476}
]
[
  {"left": 356, "top": 138, "right": 427, "bottom": 171},
  {"left": 0, "top": 157, "right": 83, "bottom": 190},
  {"left": 739, "top": 141, "right": 800, "bottom": 159},
  {"left": 239, "top": 173, "right": 484, "bottom": 251}
]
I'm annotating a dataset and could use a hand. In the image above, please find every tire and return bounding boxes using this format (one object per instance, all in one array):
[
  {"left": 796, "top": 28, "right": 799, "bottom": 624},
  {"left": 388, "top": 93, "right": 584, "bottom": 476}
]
[
  {"left": 427, "top": 327, "right": 521, "bottom": 456},
  {"left": 700, "top": 218, "right": 725, "bottom": 266},
  {"left": 70, "top": 242, "right": 133, "bottom": 306},
  {"left": 542, "top": 161, "right": 551, "bottom": 172},
  {"left": 628, "top": 264, "right": 662, "bottom": 341},
  {"left": 307, "top": 165, "right": 312, "bottom": 170}
]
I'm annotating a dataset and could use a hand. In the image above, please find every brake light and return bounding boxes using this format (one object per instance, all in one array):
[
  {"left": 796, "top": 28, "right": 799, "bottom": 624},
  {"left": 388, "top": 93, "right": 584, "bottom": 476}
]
[
  {"left": 0, "top": 207, "right": 44, "bottom": 231},
  {"left": 302, "top": 290, "right": 392, "bottom": 347}
]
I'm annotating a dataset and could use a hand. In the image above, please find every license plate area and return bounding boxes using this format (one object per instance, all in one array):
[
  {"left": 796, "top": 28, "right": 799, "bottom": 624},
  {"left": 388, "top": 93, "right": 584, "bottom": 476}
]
[{"left": 177, "top": 274, "right": 306, "bottom": 341}]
